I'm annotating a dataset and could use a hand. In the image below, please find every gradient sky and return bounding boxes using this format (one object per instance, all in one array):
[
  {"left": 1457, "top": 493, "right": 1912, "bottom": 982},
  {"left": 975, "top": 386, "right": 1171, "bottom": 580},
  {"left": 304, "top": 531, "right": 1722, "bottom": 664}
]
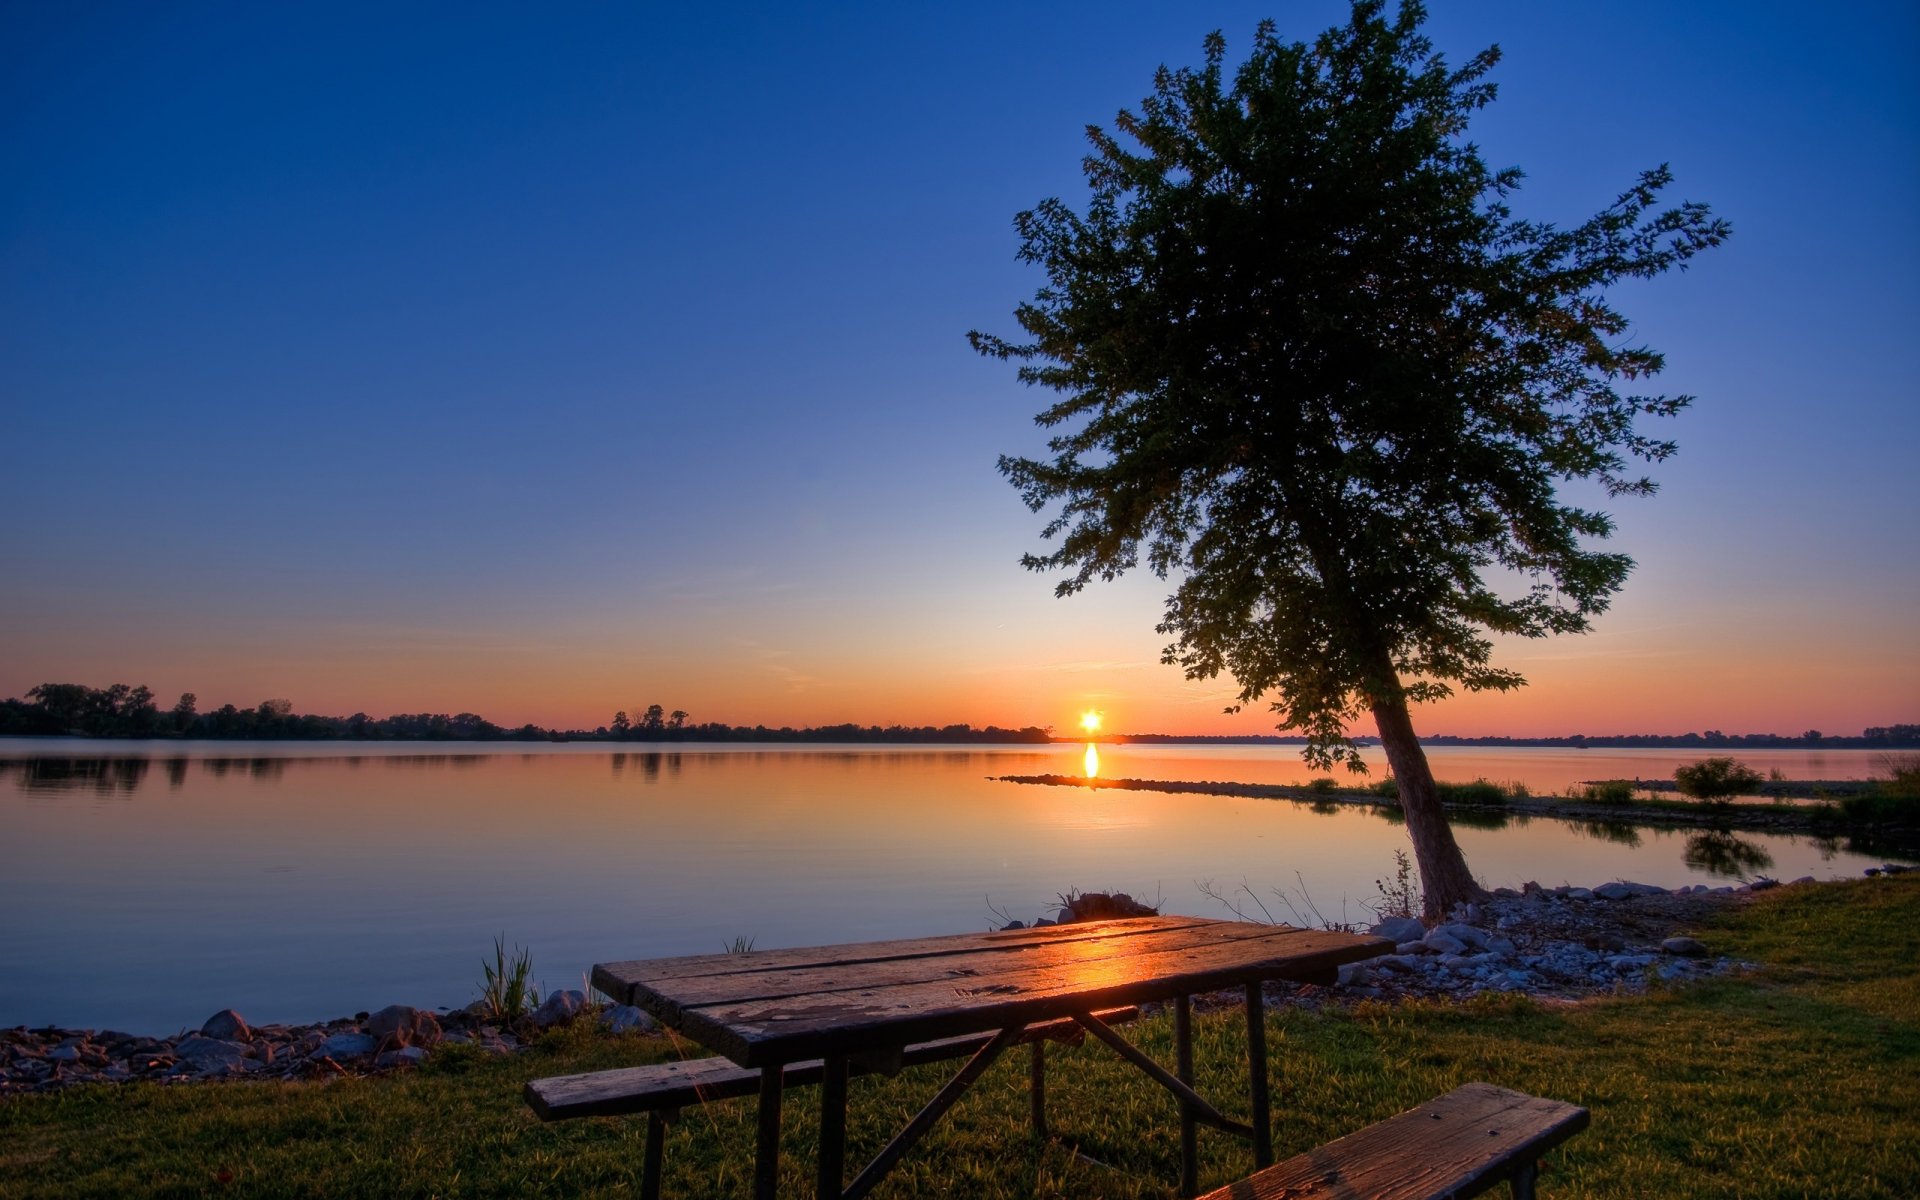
[{"left": 3, "top": 1, "right": 1916, "bottom": 737}]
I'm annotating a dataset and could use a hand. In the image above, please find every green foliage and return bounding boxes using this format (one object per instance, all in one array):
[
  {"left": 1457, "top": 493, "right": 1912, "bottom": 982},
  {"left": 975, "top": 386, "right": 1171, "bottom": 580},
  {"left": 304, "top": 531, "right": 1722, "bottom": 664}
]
[
  {"left": 975, "top": 1, "right": 1727, "bottom": 772},
  {"left": 1307, "top": 776, "right": 1338, "bottom": 793},
  {"left": 1435, "top": 779, "right": 1509, "bottom": 806},
  {"left": 1583, "top": 779, "right": 1637, "bottom": 805},
  {"left": 478, "top": 936, "right": 538, "bottom": 1022},
  {"left": 1371, "top": 777, "right": 1401, "bottom": 799},
  {"left": 1675, "top": 757, "right": 1766, "bottom": 804},
  {"left": 1841, "top": 759, "right": 1920, "bottom": 825}
]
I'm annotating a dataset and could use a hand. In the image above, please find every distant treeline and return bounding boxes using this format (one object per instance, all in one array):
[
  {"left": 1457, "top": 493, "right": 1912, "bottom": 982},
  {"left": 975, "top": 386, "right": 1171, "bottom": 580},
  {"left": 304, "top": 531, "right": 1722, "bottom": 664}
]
[
  {"left": 1121, "top": 727, "right": 1920, "bottom": 749},
  {"left": 0, "top": 683, "right": 1051, "bottom": 744}
]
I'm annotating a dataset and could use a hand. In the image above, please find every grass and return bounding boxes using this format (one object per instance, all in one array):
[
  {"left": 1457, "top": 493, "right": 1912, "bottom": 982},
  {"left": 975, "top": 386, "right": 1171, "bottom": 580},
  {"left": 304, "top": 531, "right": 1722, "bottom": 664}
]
[{"left": 5, "top": 878, "right": 1917, "bottom": 1198}]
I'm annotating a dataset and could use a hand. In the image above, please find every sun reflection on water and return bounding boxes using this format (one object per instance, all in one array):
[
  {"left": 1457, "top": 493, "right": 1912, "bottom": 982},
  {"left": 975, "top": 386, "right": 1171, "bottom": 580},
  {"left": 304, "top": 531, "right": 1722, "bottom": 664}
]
[{"left": 1083, "top": 742, "right": 1100, "bottom": 779}]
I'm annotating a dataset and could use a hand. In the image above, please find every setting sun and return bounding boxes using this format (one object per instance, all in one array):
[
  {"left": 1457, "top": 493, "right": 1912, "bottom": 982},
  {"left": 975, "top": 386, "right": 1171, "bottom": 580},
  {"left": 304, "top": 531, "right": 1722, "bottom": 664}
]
[{"left": 1079, "top": 709, "right": 1103, "bottom": 734}]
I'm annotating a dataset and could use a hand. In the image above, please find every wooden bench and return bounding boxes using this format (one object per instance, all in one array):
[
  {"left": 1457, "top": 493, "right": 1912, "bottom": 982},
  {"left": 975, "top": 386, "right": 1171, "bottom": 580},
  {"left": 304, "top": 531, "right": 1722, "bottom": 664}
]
[
  {"left": 525, "top": 1006, "right": 1139, "bottom": 1199},
  {"left": 1198, "top": 1082, "right": 1588, "bottom": 1200}
]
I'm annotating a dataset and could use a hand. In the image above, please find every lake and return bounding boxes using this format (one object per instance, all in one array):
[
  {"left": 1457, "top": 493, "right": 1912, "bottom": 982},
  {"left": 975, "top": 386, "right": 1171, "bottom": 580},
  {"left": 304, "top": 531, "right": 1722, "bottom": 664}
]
[{"left": 0, "top": 739, "right": 1900, "bottom": 1034}]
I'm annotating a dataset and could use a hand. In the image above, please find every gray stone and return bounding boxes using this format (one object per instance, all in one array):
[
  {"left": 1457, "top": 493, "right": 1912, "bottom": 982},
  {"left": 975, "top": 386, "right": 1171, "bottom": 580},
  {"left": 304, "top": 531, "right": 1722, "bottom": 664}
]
[
  {"left": 1486, "top": 936, "right": 1518, "bottom": 956},
  {"left": 1661, "top": 937, "right": 1708, "bottom": 958},
  {"left": 375, "top": 1047, "right": 428, "bottom": 1069},
  {"left": 1395, "top": 940, "right": 1429, "bottom": 955},
  {"left": 599, "top": 1005, "right": 656, "bottom": 1034},
  {"left": 533, "top": 989, "right": 587, "bottom": 1028},
  {"left": 1336, "top": 963, "right": 1374, "bottom": 986},
  {"left": 1791, "top": 876, "right": 1816, "bottom": 886},
  {"left": 1421, "top": 931, "right": 1468, "bottom": 955},
  {"left": 1436, "top": 923, "right": 1490, "bottom": 950},
  {"left": 174, "top": 1036, "right": 252, "bottom": 1073},
  {"left": 200, "top": 1009, "right": 251, "bottom": 1041},
  {"left": 1607, "top": 954, "right": 1656, "bottom": 972},
  {"left": 1564, "top": 887, "right": 1595, "bottom": 902},
  {"left": 1369, "top": 916, "right": 1426, "bottom": 944},
  {"left": 46, "top": 1044, "right": 82, "bottom": 1062},
  {"left": 1000, "top": 919, "right": 1025, "bottom": 930},
  {"left": 315, "top": 1032, "right": 377, "bottom": 1059},
  {"left": 1595, "top": 880, "right": 1666, "bottom": 900}
]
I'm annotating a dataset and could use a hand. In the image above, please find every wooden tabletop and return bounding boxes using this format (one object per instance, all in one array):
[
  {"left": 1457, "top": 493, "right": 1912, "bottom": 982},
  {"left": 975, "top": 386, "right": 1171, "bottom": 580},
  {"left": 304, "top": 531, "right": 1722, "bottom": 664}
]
[{"left": 593, "top": 916, "right": 1390, "bottom": 1068}]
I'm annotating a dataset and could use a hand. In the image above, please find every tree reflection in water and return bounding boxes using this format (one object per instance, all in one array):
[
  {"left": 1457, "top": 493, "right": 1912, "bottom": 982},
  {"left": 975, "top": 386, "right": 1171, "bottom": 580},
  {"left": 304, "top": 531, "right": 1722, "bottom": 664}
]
[{"left": 1684, "top": 829, "right": 1775, "bottom": 879}]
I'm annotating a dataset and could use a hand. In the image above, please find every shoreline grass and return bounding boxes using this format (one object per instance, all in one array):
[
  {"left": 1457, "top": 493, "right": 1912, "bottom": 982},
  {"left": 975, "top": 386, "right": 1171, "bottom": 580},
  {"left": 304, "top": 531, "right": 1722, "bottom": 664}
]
[{"left": 4, "top": 877, "right": 1915, "bottom": 1198}]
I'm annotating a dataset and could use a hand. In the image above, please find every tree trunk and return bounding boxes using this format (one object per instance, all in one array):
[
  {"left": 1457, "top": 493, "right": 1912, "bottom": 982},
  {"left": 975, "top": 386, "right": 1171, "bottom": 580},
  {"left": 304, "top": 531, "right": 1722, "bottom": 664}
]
[{"left": 1370, "top": 689, "right": 1485, "bottom": 923}]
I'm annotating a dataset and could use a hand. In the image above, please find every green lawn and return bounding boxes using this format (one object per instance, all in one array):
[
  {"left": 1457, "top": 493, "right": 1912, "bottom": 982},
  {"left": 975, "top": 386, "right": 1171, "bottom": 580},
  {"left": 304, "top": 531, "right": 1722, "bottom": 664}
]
[{"left": 5, "top": 876, "right": 1916, "bottom": 1198}]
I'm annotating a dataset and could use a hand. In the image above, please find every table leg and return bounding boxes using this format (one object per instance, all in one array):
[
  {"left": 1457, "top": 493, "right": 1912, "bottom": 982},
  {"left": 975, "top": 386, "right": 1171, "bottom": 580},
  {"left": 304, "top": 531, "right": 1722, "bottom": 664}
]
[
  {"left": 1174, "top": 995, "right": 1197, "bottom": 1197},
  {"left": 641, "top": 1112, "right": 666, "bottom": 1200},
  {"left": 756, "top": 1065, "right": 783, "bottom": 1200},
  {"left": 1245, "top": 982, "right": 1272, "bottom": 1168},
  {"left": 819, "top": 1055, "right": 848, "bottom": 1199}
]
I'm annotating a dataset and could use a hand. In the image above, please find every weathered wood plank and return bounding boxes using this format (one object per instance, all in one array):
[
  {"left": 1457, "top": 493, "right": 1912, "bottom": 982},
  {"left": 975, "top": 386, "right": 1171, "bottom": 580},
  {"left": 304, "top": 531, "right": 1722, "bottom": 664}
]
[
  {"left": 592, "top": 915, "right": 1214, "bottom": 1000},
  {"left": 671, "top": 926, "right": 1389, "bottom": 1066},
  {"left": 523, "top": 1008, "right": 1140, "bottom": 1121},
  {"left": 1196, "top": 1083, "right": 1589, "bottom": 1200},
  {"left": 621, "top": 920, "right": 1296, "bottom": 1014}
]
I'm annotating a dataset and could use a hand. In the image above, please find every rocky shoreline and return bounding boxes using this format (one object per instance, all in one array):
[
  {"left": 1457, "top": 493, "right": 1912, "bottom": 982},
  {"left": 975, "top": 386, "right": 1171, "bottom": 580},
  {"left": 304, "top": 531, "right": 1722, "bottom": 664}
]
[{"left": 5, "top": 864, "right": 1910, "bottom": 1096}]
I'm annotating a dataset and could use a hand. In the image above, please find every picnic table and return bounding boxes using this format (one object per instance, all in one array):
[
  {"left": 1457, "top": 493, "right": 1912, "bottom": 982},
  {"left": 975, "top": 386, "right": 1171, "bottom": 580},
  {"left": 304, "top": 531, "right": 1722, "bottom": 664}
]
[{"left": 589, "top": 914, "right": 1391, "bottom": 1198}]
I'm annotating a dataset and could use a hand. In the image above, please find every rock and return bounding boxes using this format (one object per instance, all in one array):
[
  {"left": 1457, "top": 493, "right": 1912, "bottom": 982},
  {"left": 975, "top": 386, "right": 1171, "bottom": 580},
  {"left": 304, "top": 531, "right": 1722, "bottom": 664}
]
[
  {"left": 1747, "top": 877, "right": 1780, "bottom": 892},
  {"left": 1594, "top": 880, "right": 1666, "bottom": 900},
  {"left": 1058, "top": 892, "right": 1159, "bottom": 922},
  {"left": 533, "top": 989, "right": 587, "bottom": 1029},
  {"left": 46, "top": 1044, "right": 82, "bottom": 1063},
  {"left": 1395, "top": 940, "right": 1429, "bottom": 955},
  {"left": 1790, "top": 876, "right": 1816, "bottom": 886},
  {"left": 1884, "top": 864, "right": 1912, "bottom": 876},
  {"left": 1000, "top": 920, "right": 1025, "bottom": 930},
  {"left": 1865, "top": 867, "right": 1882, "bottom": 877},
  {"left": 599, "top": 1005, "right": 655, "bottom": 1034},
  {"left": 367, "top": 1005, "right": 441, "bottom": 1050},
  {"left": 1662, "top": 937, "right": 1708, "bottom": 958},
  {"left": 1436, "top": 923, "right": 1491, "bottom": 951},
  {"left": 174, "top": 1036, "right": 252, "bottom": 1073},
  {"left": 1421, "top": 931, "right": 1468, "bottom": 955},
  {"left": 1606, "top": 955, "right": 1656, "bottom": 972},
  {"left": 1564, "top": 887, "right": 1595, "bottom": 902},
  {"left": 1369, "top": 916, "right": 1425, "bottom": 944},
  {"left": 1032, "top": 917, "right": 1055, "bottom": 927},
  {"left": 1336, "top": 963, "right": 1373, "bottom": 987},
  {"left": 375, "top": 1047, "right": 428, "bottom": 1069},
  {"left": 1486, "top": 936, "right": 1518, "bottom": 956},
  {"left": 314, "top": 1032, "right": 377, "bottom": 1059},
  {"left": 200, "top": 1009, "right": 251, "bottom": 1041}
]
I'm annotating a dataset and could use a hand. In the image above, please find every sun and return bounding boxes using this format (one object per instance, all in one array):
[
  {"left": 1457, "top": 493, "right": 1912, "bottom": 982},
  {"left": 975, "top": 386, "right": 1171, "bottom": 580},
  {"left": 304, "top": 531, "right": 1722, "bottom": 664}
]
[{"left": 1079, "top": 709, "right": 1103, "bottom": 735}]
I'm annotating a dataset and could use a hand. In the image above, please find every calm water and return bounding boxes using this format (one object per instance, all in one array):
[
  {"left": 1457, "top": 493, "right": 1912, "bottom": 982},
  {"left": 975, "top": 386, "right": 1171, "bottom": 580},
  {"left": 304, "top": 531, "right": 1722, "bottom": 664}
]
[{"left": 0, "top": 739, "right": 1899, "bottom": 1034}]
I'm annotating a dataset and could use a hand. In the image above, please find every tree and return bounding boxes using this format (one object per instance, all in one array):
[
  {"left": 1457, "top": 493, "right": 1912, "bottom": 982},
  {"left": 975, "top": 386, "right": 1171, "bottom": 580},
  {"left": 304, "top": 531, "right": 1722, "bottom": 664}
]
[
  {"left": 1674, "top": 758, "right": 1764, "bottom": 806},
  {"left": 973, "top": 2, "right": 1728, "bottom": 918},
  {"left": 641, "top": 704, "right": 666, "bottom": 733},
  {"left": 611, "top": 710, "right": 632, "bottom": 737}
]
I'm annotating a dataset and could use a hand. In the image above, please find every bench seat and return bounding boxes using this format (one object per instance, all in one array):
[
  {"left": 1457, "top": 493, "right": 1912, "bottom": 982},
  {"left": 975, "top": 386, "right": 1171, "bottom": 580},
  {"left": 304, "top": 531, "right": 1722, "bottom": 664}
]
[
  {"left": 1198, "top": 1082, "right": 1588, "bottom": 1200},
  {"left": 525, "top": 1005, "right": 1140, "bottom": 1121}
]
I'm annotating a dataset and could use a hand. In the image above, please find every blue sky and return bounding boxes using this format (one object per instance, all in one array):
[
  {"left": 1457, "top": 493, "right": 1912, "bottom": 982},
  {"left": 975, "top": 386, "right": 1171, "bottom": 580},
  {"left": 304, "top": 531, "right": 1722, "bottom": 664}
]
[{"left": 3, "top": 1, "right": 1916, "bottom": 735}]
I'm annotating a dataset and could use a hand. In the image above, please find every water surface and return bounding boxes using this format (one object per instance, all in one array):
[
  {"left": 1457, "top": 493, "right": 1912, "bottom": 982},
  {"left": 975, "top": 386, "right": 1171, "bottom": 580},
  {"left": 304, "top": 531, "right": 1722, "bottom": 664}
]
[{"left": 0, "top": 740, "right": 1897, "bottom": 1033}]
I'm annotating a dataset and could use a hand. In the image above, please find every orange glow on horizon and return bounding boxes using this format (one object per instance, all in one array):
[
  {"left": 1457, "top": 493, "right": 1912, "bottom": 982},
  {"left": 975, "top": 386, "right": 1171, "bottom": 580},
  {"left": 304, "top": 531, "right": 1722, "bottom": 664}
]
[{"left": 1079, "top": 709, "right": 1103, "bottom": 735}]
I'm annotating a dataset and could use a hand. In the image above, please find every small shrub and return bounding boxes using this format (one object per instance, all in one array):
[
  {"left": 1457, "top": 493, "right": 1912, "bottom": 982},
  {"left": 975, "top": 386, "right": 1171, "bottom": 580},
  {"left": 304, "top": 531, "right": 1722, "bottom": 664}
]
[
  {"left": 1371, "top": 777, "right": 1400, "bottom": 799},
  {"left": 1372, "top": 848, "right": 1418, "bottom": 920},
  {"left": 1583, "top": 779, "right": 1636, "bottom": 805},
  {"left": 1675, "top": 758, "right": 1765, "bottom": 805},
  {"left": 1307, "top": 776, "right": 1338, "bottom": 793},
  {"left": 1437, "top": 779, "right": 1508, "bottom": 806},
  {"left": 479, "top": 935, "right": 538, "bottom": 1021},
  {"left": 724, "top": 936, "right": 756, "bottom": 954}
]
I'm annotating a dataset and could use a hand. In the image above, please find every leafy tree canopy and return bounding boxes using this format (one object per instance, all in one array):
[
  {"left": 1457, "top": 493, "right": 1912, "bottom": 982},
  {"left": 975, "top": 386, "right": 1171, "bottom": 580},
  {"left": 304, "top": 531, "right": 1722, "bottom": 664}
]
[{"left": 975, "top": 1, "right": 1729, "bottom": 775}]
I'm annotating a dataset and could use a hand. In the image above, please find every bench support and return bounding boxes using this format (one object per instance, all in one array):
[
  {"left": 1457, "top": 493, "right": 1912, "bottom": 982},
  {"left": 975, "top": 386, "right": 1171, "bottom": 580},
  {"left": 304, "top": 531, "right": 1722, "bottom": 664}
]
[
  {"left": 817, "top": 1055, "right": 848, "bottom": 1199},
  {"left": 1072, "top": 1009, "right": 1255, "bottom": 1140},
  {"left": 1175, "top": 995, "right": 1198, "bottom": 1197},
  {"left": 839, "top": 1026, "right": 1021, "bottom": 1200},
  {"left": 1246, "top": 982, "right": 1273, "bottom": 1168},
  {"left": 754, "top": 1066, "right": 782, "bottom": 1200},
  {"left": 1030, "top": 1040, "right": 1047, "bottom": 1139}
]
